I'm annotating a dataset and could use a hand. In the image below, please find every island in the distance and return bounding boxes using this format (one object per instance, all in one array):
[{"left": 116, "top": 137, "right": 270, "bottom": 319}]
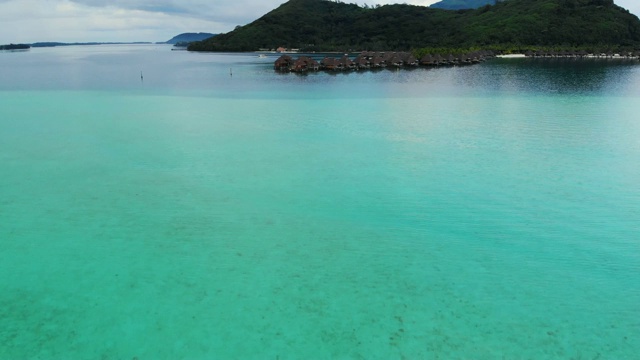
[
  {"left": 1, "top": 33, "right": 217, "bottom": 51},
  {"left": 0, "top": 43, "right": 31, "bottom": 50},
  {"left": 164, "top": 33, "right": 216, "bottom": 47}
]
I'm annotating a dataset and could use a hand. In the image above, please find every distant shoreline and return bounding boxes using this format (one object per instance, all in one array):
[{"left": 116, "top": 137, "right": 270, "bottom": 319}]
[
  {"left": 30, "top": 42, "right": 153, "bottom": 48},
  {"left": 0, "top": 44, "right": 31, "bottom": 50}
]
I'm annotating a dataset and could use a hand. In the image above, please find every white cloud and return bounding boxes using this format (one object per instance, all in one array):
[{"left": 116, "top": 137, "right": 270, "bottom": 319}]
[{"left": 0, "top": 0, "right": 233, "bottom": 43}]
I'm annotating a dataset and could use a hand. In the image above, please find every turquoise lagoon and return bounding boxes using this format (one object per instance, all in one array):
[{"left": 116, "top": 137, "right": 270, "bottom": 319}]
[{"left": 1, "top": 45, "right": 639, "bottom": 359}]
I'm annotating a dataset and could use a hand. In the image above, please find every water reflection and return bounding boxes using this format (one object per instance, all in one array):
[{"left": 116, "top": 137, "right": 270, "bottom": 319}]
[
  {"left": 459, "top": 58, "right": 640, "bottom": 95},
  {"left": 1, "top": 46, "right": 639, "bottom": 98}
]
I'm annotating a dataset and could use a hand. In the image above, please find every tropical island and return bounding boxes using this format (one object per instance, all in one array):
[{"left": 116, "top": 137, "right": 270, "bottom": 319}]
[{"left": 188, "top": 0, "right": 640, "bottom": 55}]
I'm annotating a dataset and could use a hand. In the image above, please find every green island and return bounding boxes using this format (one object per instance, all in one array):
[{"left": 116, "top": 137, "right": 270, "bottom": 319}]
[
  {"left": 0, "top": 44, "right": 31, "bottom": 50},
  {"left": 188, "top": 0, "right": 640, "bottom": 55}
]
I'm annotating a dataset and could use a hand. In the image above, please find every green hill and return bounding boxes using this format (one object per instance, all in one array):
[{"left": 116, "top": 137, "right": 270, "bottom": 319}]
[
  {"left": 430, "top": 0, "right": 497, "bottom": 10},
  {"left": 188, "top": 0, "right": 640, "bottom": 52}
]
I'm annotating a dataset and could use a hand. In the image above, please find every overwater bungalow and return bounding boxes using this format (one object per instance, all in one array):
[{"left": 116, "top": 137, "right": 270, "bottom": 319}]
[
  {"left": 388, "top": 54, "right": 403, "bottom": 67},
  {"left": 321, "top": 57, "right": 340, "bottom": 71},
  {"left": 382, "top": 52, "right": 395, "bottom": 64},
  {"left": 420, "top": 54, "right": 434, "bottom": 66},
  {"left": 400, "top": 52, "right": 418, "bottom": 66},
  {"left": 292, "top": 58, "right": 307, "bottom": 72},
  {"left": 445, "top": 54, "right": 456, "bottom": 65},
  {"left": 354, "top": 55, "right": 370, "bottom": 69},
  {"left": 339, "top": 55, "right": 356, "bottom": 70},
  {"left": 371, "top": 55, "right": 384, "bottom": 68},
  {"left": 291, "top": 58, "right": 309, "bottom": 72},
  {"left": 299, "top": 56, "right": 319, "bottom": 71},
  {"left": 274, "top": 55, "right": 294, "bottom": 71}
]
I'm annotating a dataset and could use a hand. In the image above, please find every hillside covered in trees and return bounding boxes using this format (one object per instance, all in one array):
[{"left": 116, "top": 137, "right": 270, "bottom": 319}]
[{"left": 188, "top": 0, "right": 640, "bottom": 52}]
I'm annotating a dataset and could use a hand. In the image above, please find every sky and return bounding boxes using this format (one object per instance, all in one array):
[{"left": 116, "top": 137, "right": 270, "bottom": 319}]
[{"left": 1, "top": 0, "right": 639, "bottom": 44}]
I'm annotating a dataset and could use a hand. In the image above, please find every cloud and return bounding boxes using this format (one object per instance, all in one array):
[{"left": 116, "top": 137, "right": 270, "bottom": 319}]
[
  {"left": 69, "top": 0, "right": 438, "bottom": 25},
  {"left": 0, "top": 0, "right": 232, "bottom": 43},
  {"left": 70, "top": 0, "right": 193, "bottom": 15},
  {"left": 68, "top": 0, "right": 293, "bottom": 24}
]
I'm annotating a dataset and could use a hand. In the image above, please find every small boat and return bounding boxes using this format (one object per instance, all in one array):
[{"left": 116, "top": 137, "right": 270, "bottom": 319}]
[{"left": 258, "top": 54, "right": 267, "bottom": 58}]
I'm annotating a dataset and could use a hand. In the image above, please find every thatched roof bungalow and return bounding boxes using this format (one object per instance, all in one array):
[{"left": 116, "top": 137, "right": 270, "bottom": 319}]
[
  {"left": 388, "top": 54, "right": 403, "bottom": 67},
  {"left": 300, "top": 56, "right": 320, "bottom": 70},
  {"left": 354, "top": 55, "right": 370, "bottom": 69},
  {"left": 419, "top": 54, "right": 434, "bottom": 66},
  {"left": 382, "top": 52, "right": 395, "bottom": 63},
  {"left": 399, "top": 52, "right": 418, "bottom": 66},
  {"left": 371, "top": 55, "right": 384, "bottom": 68},
  {"left": 289, "top": 57, "right": 319, "bottom": 72},
  {"left": 339, "top": 55, "right": 355, "bottom": 70},
  {"left": 321, "top": 57, "right": 340, "bottom": 71},
  {"left": 445, "top": 54, "right": 456, "bottom": 65},
  {"left": 292, "top": 59, "right": 308, "bottom": 72},
  {"left": 274, "top": 55, "right": 294, "bottom": 71}
]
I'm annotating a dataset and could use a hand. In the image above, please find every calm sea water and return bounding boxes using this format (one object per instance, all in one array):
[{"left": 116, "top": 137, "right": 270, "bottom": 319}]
[{"left": 1, "top": 45, "right": 639, "bottom": 359}]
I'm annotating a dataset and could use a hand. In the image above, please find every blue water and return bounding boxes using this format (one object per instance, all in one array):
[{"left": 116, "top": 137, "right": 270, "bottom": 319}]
[{"left": 1, "top": 45, "right": 639, "bottom": 359}]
